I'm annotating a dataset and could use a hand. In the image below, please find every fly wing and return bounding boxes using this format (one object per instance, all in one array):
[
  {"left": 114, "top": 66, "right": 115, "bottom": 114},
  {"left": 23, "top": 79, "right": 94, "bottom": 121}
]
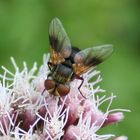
[
  {"left": 49, "top": 18, "right": 71, "bottom": 65},
  {"left": 73, "top": 44, "right": 113, "bottom": 75}
]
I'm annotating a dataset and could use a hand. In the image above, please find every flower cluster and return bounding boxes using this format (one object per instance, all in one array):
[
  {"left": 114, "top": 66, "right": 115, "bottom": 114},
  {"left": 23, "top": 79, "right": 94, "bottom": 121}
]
[{"left": 0, "top": 55, "right": 129, "bottom": 140}]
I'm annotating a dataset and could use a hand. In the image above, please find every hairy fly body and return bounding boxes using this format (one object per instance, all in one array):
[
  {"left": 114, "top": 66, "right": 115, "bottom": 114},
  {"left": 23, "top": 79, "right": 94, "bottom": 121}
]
[{"left": 43, "top": 18, "right": 113, "bottom": 97}]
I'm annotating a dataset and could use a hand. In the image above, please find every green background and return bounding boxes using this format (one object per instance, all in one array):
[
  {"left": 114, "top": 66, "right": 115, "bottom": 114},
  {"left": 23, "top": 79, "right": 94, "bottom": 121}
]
[{"left": 0, "top": 0, "right": 139, "bottom": 139}]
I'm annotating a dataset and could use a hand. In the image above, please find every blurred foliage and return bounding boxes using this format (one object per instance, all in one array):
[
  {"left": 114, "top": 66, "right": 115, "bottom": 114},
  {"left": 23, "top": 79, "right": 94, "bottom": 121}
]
[{"left": 0, "top": 0, "right": 139, "bottom": 139}]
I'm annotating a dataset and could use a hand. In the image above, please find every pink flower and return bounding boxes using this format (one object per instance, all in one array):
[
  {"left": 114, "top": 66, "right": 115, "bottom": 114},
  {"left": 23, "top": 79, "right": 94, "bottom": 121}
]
[{"left": 0, "top": 55, "right": 129, "bottom": 139}]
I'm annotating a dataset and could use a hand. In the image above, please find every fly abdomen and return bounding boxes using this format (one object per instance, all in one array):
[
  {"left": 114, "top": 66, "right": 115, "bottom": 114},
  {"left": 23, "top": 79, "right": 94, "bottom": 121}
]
[{"left": 52, "top": 64, "right": 73, "bottom": 84}]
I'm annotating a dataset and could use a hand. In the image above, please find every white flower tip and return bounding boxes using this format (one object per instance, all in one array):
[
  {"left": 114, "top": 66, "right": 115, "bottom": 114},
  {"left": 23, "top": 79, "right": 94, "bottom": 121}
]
[
  {"left": 114, "top": 112, "right": 125, "bottom": 120},
  {"left": 109, "top": 112, "right": 125, "bottom": 122},
  {"left": 114, "top": 136, "right": 128, "bottom": 140}
]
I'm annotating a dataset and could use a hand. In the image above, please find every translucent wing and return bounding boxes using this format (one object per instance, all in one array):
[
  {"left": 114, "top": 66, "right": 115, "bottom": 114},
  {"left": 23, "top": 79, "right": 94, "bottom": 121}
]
[
  {"left": 49, "top": 18, "right": 71, "bottom": 64},
  {"left": 73, "top": 44, "right": 113, "bottom": 75}
]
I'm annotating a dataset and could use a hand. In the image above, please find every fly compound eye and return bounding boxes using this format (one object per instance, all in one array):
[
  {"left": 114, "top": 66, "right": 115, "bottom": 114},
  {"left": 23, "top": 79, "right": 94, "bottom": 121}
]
[
  {"left": 56, "top": 84, "right": 70, "bottom": 96},
  {"left": 45, "top": 79, "right": 55, "bottom": 93}
]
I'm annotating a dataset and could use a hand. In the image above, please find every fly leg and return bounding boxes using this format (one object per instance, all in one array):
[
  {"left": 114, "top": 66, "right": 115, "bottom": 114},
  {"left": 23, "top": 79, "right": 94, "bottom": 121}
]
[
  {"left": 48, "top": 62, "right": 55, "bottom": 72},
  {"left": 41, "top": 88, "right": 46, "bottom": 95},
  {"left": 75, "top": 75, "right": 86, "bottom": 99}
]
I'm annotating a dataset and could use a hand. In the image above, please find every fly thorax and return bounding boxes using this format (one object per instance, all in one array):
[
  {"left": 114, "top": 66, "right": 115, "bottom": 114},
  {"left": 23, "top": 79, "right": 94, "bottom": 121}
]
[{"left": 52, "top": 64, "right": 73, "bottom": 84}]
